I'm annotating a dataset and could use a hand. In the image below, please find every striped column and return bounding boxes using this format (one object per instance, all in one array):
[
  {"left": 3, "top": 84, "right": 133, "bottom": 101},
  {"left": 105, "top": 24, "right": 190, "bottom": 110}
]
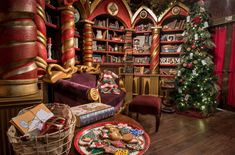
[
  {"left": 34, "top": 0, "right": 48, "bottom": 76},
  {"left": 150, "top": 26, "right": 161, "bottom": 74},
  {"left": 83, "top": 20, "right": 94, "bottom": 67},
  {"left": 0, "top": 0, "right": 38, "bottom": 97},
  {"left": 61, "top": 5, "right": 75, "bottom": 68}
]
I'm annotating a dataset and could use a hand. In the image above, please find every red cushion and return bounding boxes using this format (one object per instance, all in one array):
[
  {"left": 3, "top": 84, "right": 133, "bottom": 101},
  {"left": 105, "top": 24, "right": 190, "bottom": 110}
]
[{"left": 130, "top": 95, "right": 161, "bottom": 109}]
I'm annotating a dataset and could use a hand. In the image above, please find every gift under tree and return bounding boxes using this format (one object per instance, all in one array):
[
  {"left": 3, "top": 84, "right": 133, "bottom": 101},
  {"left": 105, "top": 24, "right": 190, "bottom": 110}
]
[{"left": 175, "top": 0, "right": 218, "bottom": 116}]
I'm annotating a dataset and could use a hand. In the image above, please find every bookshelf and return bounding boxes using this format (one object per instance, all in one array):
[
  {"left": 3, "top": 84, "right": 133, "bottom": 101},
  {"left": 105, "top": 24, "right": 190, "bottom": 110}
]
[
  {"left": 158, "top": 4, "right": 189, "bottom": 112},
  {"left": 92, "top": 15, "right": 126, "bottom": 69},
  {"left": 45, "top": 2, "right": 62, "bottom": 63},
  {"left": 132, "top": 19, "right": 153, "bottom": 75}
]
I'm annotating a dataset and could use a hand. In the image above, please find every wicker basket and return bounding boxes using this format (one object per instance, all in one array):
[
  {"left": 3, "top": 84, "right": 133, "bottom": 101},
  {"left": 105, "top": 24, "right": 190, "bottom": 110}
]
[{"left": 7, "top": 103, "right": 76, "bottom": 155}]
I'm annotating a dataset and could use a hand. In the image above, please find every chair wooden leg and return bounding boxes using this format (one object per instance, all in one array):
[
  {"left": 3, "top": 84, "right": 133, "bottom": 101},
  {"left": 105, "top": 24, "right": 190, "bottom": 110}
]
[{"left": 155, "top": 115, "right": 160, "bottom": 132}]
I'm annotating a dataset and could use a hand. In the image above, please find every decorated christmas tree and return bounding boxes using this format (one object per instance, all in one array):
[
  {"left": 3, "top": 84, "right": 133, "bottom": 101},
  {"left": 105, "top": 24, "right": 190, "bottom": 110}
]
[{"left": 175, "top": 0, "right": 218, "bottom": 116}]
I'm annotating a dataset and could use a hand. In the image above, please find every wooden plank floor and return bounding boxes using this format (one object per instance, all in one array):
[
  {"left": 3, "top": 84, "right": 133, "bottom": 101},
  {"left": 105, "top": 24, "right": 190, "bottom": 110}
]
[{"left": 130, "top": 109, "right": 235, "bottom": 155}]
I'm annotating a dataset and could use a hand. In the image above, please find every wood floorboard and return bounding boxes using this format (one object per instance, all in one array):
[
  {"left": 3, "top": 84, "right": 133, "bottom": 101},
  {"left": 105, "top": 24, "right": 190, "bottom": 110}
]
[{"left": 130, "top": 109, "right": 235, "bottom": 155}]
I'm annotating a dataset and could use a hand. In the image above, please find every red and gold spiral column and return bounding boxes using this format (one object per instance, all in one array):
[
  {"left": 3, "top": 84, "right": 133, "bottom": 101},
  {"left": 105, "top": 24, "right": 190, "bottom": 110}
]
[
  {"left": 61, "top": 5, "right": 75, "bottom": 68},
  {"left": 83, "top": 20, "right": 94, "bottom": 67},
  {"left": 0, "top": 0, "right": 38, "bottom": 97},
  {"left": 150, "top": 26, "right": 161, "bottom": 74},
  {"left": 34, "top": 0, "right": 47, "bottom": 76}
]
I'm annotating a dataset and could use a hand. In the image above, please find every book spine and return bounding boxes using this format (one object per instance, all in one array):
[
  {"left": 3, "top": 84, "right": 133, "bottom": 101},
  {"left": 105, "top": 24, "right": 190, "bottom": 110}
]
[{"left": 79, "top": 107, "right": 115, "bottom": 127}]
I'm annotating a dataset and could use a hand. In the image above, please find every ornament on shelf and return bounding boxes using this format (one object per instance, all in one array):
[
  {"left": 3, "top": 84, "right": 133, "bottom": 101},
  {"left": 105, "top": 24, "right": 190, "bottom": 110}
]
[
  {"left": 96, "top": 30, "right": 103, "bottom": 39},
  {"left": 47, "top": 38, "right": 52, "bottom": 60}
]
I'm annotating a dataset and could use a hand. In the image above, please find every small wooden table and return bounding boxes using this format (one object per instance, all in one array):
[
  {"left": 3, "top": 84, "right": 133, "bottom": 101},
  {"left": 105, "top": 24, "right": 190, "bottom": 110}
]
[{"left": 71, "top": 114, "right": 143, "bottom": 154}]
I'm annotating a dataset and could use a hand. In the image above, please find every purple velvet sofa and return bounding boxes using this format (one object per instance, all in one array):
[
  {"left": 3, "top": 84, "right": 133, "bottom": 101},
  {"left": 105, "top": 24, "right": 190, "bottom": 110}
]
[{"left": 53, "top": 72, "right": 126, "bottom": 112}]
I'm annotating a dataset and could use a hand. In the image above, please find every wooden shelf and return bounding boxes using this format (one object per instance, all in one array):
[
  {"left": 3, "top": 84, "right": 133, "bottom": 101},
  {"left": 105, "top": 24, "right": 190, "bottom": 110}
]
[
  {"left": 45, "top": 3, "right": 58, "bottom": 11},
  {"left": 160, "top": 40, "right": 184, "bottom": 44},
  {"left": 162, "top": 29, "right": 184, "bottom": 33},
  {"left": 135, "top": 30, "right": 152, "bottom": 34},
  {"left": 93, "top": 50, "right": 107, "bottom": 54},
  {"left": 46, "top": 22, "right": 59, "bottom": 30},
  {"left": 132, "top": 52, "right": 151, "bottom": 56},
  {"left": 159, "top": 74, "right": 176, "bottom": 77},
  {"left": 93, "top": 38, "right": 107, "bottom": 42},
  {"left": 94, "top": 62, "right": 124, "bottom": 66},
  {"left": 160, "top": 64, "right": 178, "bottom": 67},
  {"left": 160, "top": 52, "right": 182, "bottom": 55},
  {"left": 108, "top": 51, "right": 125, "bottom": 55},
  {"left": 93, "top": 25, "right": 124, "bottom": 32},
  {"left": 107, "top": 39, "right": 125, "bottom": 44},
  {"left": 134, "top": 63, "right": 150, "bottom": 66},
  {"left": 93, "top": 38, "right": 125, "bottom": 44}
]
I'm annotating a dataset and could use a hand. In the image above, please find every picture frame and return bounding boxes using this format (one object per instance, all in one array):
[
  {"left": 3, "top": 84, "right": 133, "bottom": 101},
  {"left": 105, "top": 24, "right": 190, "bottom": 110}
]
[{"left": 167, "top": 35, "right": 176, "bottom": 41}]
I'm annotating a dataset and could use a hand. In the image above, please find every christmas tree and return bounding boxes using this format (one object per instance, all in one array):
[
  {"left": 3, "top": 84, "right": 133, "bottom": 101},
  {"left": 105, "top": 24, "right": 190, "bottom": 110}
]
[{"left": 175, "top": 0, "right": 218, "bottom": 116}]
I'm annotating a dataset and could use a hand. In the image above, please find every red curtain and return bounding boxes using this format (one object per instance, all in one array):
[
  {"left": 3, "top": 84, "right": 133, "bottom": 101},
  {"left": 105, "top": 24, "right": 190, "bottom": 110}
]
[
  {"left": 213, "top": 27, "right": 227, "bottom": 100},
  {"left": 228, "top": 25, "right": 235, "bottom": 107}
]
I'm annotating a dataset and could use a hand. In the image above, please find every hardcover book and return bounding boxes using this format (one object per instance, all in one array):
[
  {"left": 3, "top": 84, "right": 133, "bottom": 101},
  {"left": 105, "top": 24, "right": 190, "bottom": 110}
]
[{"left": 71, "top": 103, "right": 115, "bottom": 127}]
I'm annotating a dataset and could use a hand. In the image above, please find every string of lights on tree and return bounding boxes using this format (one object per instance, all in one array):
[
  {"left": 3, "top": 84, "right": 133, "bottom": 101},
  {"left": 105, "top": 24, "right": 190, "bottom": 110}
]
[{"left": 175, "top": 0, "right": 218, "bottom": 116}]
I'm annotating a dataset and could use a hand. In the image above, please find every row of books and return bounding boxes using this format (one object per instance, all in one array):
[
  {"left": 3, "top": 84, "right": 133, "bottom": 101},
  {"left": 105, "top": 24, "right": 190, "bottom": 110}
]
[
  {"left": 94, "top": 19, "right": 123, "bottom": 30},
  {"left": 162, "top": 19, "right": 186, "bottom": 30},
  {"left": 135, "top": 23, "right": 153, "bottom": 31},
  {"left": 93, "top": 55, "right": 123, "bottom": 63}
]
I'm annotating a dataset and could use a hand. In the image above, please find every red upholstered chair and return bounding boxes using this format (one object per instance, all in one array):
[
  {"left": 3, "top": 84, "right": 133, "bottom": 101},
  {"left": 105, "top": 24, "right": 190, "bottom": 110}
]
[{"left": 128, "top": 95, "right": 162, "bottom": 132}]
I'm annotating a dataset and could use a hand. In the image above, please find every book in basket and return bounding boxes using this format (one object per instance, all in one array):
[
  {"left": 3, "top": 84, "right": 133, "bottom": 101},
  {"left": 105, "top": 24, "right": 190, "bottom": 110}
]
[{"left": 71, "top": 102, "right": 115, "bottom": 127}]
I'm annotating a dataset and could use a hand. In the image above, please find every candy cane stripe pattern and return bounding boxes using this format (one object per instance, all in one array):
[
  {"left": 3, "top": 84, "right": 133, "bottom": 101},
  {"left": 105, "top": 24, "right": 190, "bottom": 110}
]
[
  {"left": 61, "top": 5, "right": 76, "bottom": 68},
  {"left": 150, "top": 27, "right": 161, "bottom": 74}
]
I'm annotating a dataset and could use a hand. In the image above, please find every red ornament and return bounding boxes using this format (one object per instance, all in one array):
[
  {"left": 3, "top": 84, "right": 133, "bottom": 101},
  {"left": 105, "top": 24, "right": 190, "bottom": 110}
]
[
  {"left": 187, "top": 62, "right": 193, "bottom": 69},
  {"left": 192, "top": 16, "right": 201, "bottom": 24},
  {"left": 192, "top": 44, "right": 196, "bottom": 49}
]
